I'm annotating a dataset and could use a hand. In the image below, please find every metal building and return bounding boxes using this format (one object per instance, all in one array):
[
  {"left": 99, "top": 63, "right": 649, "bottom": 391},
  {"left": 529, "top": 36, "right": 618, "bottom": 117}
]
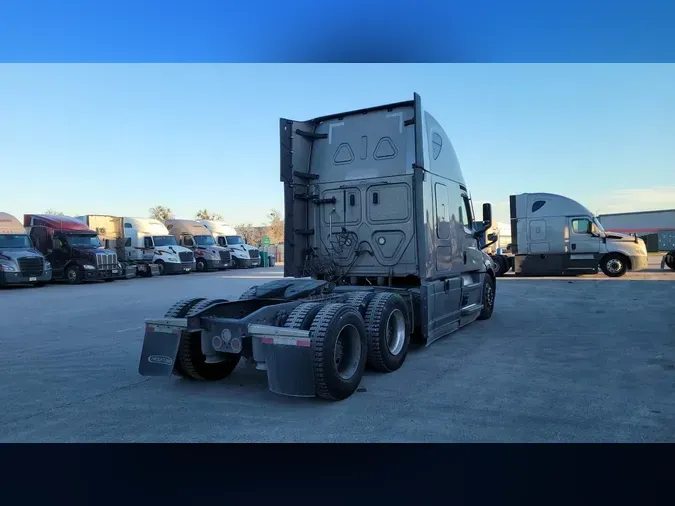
[{"left": 597, "top": 209, "right": 675, "bottom": 252}]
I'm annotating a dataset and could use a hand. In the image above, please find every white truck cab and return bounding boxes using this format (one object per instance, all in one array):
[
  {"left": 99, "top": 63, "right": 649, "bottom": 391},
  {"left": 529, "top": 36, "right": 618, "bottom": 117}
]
[
  {"left": 164, "top": 219, "right": 233, "bottom": 272},
  {"left": 197, "top": 220, "right": 261, "bottom": 268},
  {"left": 123, "top": 218, "right": 196, "bottom": 275}
]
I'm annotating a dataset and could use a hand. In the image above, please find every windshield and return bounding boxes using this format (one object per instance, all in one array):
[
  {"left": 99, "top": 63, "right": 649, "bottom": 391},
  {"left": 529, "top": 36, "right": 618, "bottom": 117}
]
[
  {"left": 592, "top": 217, "right": 606, "bottom": 233},
  {"left": 226, "top": 235, "right": 245, "bottom": 245},
  {"left": 0, "top": 234, "right": 32, "bottom": 249},
  {"left": 194, "top": 235, "right": 215, "bottom": 246},
  {"left": 153, "top": 235, "right": 178, "bottom": 247},
  {"left": 66, "top": 234, "right": 101, "bottom": 248}
]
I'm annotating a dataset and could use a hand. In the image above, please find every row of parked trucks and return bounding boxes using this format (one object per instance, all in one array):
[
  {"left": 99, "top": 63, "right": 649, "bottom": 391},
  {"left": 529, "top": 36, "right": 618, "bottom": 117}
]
[{"left": 0, "top": 213, "right": 268, "bottom": 287}]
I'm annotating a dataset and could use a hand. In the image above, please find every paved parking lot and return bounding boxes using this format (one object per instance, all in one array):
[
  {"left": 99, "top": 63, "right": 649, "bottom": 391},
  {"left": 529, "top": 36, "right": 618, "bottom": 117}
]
[{"left": 1, "top": 259, "right": 674, "bottom": 442}]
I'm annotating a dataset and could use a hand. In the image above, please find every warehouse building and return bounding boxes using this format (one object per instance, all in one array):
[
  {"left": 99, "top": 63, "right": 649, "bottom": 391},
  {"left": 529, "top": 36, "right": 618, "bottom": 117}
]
[{"left": 597, "top": 209, "right": 675, "bottom": 252}]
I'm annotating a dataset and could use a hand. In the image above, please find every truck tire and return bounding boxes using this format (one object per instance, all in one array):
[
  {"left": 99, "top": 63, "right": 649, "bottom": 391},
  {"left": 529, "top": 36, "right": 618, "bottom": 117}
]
[
  {"left": 310, "top": 303, "right": 368, "bottom": 401},
  {"left": 184, "top": 298, "right": 230, "bottom": 318},
  {"left": 154, "top": 260, "right": 165, "bottom": 275},
  {"left": 231, "top": 257, "right": 239, "bottom": 269},
  {"left": 664, "top": 251, "right": 675, "bottom": 271},
  {"left": 477, "top": 274, "right": 496, "bottom": 320},
  {"left": 164, "top": 297, "right": 207, "bottom": 318},
  {"left": 196, "top": 258, "right": 207, "bottom": 272},
  {"left": 65, "top": 265, "right": 81, "bottom": 285},
  {"left": 363, "top": 292, "right": 411, "bottom": 373},
  {"left": 600, "top": 253, "right": 628, "bottom": 278},
  {"left": 493, "top": 256, "right": 508, "bottom": 277},
  {"left": 284, "top": 302, "right": 324, "bottom": 330},
  {"left": 176, "top": 331, "right": 241, "bottom": 381},
  {"left": 344, "top": 292, "right": 376, "bottom": 318},
  {"left": 164, "top": 297, "right": 207, "bottom": 378}
]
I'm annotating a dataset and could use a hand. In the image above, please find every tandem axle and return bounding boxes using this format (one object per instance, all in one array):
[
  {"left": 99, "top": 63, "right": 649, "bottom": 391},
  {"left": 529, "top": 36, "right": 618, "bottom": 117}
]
[{"left": 137, "top": 276, "right": 495, "bottom": 401}]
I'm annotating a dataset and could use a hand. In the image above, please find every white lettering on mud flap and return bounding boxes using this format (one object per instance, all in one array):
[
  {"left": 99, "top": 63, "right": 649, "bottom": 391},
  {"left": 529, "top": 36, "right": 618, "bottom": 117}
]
[{"left": 148, "top": 355, "right": 174, "bottom": 366}]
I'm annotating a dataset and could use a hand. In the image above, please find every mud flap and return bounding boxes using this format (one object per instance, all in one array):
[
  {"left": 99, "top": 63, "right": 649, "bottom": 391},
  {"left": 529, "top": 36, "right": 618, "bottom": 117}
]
[
  {"left": 138, "top": 325, "right": 183, "bottom": 376},
  {"left": 262, "top": 338, "right": 316, "bottom": 398}
]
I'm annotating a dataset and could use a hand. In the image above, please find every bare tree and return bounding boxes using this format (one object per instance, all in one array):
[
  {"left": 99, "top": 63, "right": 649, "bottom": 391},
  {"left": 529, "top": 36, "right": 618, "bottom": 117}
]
[
  {"left": 149, "top": 205, "right": 174, "bottom": 222},
  {"left": 236, "top": 223, "right": 266, "bottom": 246},
  {"left": 195, "top": 209, "right": 223, "bottom": 220},
  {"left": 266, "top": 209, "right": 284, "bottom": 244},
  {"left": 45, "top": 209, "right": 65, "bottom": 216}
]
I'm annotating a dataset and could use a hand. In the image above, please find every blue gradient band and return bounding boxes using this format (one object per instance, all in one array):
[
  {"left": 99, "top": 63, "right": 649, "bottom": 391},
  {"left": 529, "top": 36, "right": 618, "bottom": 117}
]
[{"left": 0, "top": 0, "right": 673, "bottom": 62}]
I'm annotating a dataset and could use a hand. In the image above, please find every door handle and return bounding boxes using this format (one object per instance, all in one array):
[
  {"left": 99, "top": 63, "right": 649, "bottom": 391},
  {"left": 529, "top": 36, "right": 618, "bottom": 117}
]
[
  {"left": 571, "top": 244, "right": 576, "bottom": 250},
  {"left": 444, "top": 279, "right": 450, "bottom": 292},
  {"left": 463, "top": 252, "right": 467, "bottom": 264}
]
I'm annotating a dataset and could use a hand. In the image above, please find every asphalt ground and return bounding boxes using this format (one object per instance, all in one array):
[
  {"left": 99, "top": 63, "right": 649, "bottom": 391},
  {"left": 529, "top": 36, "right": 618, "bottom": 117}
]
[{"left": 1, "top": 256, "right": 673, "bottom": 442}]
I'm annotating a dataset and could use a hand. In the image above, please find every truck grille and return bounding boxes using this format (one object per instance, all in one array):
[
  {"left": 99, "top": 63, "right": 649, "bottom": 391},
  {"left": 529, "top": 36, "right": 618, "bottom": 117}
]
[
  {"left": 179, "top": 251, "right": 194, "bottom": 263},
  {"left": 249, "top": 249, "right": 260, "bottom": 259},
  {"left": 96, "top": 253, "right": 118, "bottom": 270},
  {"left": 18, "top": 256, "right": 44, "bottom": 276},
  {"left": 219, "top": 250, "right": 232, "bottom": 263}
]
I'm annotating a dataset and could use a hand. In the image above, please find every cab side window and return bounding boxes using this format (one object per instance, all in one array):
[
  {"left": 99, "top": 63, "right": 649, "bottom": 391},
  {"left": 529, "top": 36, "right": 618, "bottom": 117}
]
[
  {"left": 183, "top": 236, "right": 195, "bottom": 247},
  {"left": 572, "top": 218, "right": 591, "bottom": 234},
  {"left": 460, "top": 194, "right": 473, "bottom": 228},
  {"left": 143, "top": 237, "right": 153, "bottom": 248}
]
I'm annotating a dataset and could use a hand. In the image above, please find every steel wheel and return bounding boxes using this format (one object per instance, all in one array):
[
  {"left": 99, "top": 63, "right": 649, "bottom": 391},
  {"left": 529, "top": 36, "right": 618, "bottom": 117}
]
[
  {"left": 385, "top": 309, "right": 406, "bottom": 356},
  {"left": 333, "top": 324, "right": 362, "bottom": 380}
]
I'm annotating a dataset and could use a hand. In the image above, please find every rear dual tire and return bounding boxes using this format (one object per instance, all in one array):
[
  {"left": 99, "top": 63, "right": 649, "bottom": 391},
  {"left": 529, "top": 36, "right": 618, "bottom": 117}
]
[
  {"left": 363, "top": 293, "right": 411, "bottom": 373},
  {"left": 287, "top": 293, "right": 412, "bottom": 397},
  {"left": 164, "top": 298, "right": 240, "bottom": 381}
]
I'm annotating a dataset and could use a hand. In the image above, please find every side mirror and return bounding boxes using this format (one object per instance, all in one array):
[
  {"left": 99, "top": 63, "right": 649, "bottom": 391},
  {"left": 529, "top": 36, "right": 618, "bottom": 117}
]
[
  {"left": 482, "top": 203, "right": 493, "bottom": 227},
  {"left": 487, "top": 233, "right": 498, "bottom": 242}
]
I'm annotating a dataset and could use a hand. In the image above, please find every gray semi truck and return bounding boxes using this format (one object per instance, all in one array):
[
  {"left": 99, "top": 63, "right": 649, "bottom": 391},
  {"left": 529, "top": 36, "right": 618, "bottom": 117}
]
[
  {"left": 0, "top": 212, "right": 52, "bottom": 287},
  {"left": 137, "top": 93, "right": 498, "bottom": 401},
  {"left": 486, "top": 193, "right": 649, "bottom": 278}
]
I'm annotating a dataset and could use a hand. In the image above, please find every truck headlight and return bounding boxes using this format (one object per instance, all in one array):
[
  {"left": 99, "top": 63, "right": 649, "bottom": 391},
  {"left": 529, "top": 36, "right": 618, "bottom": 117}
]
[
  {"left": 44, "top": 261, "right": 52, "bottom": 270},
  {"left": 83, "top": 264, "right": 96, "bottom": 270},
  {"left": 0, "top": 263, "right": 17, "bottom": 272}
]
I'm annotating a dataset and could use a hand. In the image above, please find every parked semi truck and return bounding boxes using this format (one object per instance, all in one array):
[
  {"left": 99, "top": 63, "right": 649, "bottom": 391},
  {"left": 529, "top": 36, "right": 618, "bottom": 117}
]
[
  {"left": 487, "top": 193, "right": 649, "bottom": 278},
  {"left": 164, "top": 219, "right": 232, "bottom": 272},
  {"left": 76, "top": 215, "right": 196, "bottom": 277},
  {"left": 197, "top": 220, "right": 262, "bottom": 268},
  {"left": 25, "top": 214, "right": 120, "bottom": 284},
  {"left": 138, "top": 93, "right": 497, "bottom": 401},
  {"left": 0, "top": 212, "right": 52, "bottom": 287}
]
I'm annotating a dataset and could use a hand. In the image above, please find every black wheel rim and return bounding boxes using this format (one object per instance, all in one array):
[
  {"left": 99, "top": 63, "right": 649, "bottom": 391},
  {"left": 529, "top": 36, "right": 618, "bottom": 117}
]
[{"left": 485, "top": 282, "right": 494, "bottom": 310}]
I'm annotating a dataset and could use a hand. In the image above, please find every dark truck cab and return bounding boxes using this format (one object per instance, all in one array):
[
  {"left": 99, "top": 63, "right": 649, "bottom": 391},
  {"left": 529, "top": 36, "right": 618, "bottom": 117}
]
[
  {"left": 137, "top": 94, "right": 497, "bottom": 402},
  {"left": 0, "top": 212, "right": 52, "bottom": 286},
  {"left": 25, "top": 214, "right": 120, "bottom": 284}
]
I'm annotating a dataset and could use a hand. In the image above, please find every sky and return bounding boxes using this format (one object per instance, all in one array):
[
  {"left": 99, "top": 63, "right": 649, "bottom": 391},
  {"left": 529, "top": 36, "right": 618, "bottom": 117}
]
[{"left": 1, "top": 64, "right": 673, "bottom": 226}]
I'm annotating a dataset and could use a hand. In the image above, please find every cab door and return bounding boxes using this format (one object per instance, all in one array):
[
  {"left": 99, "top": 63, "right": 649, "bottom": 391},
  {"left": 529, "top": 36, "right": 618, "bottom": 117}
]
[{"left": 567, "top": 217, "right": 601, "bottom": 272}]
